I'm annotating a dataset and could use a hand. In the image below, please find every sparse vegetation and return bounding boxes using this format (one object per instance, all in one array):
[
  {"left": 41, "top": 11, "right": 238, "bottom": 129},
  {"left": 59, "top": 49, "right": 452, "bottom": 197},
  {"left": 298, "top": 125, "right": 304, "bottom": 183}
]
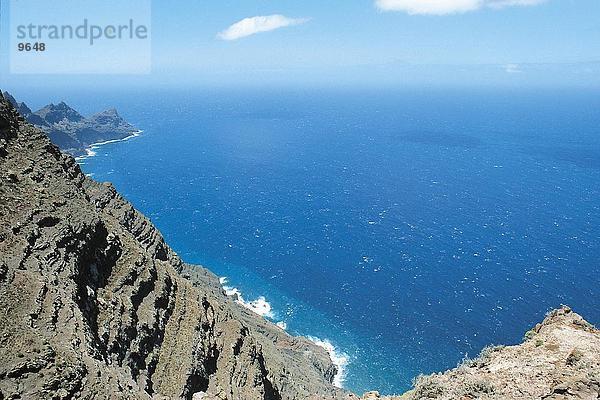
[
  {"left": 460, "top": 379, "right": 496, "bottom": 396},
  {"left": 524, "top": 329, "right": 537, "bottom": 341},
  {"left": 411, "top": 374, "right": 445, "bottom": 398}
]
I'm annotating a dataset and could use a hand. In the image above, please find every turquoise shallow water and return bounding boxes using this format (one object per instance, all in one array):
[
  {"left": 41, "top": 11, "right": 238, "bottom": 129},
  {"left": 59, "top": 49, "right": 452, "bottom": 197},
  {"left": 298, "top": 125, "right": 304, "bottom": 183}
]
[{"left": 30, "top": 88, "right": 600, "bottom": 394}]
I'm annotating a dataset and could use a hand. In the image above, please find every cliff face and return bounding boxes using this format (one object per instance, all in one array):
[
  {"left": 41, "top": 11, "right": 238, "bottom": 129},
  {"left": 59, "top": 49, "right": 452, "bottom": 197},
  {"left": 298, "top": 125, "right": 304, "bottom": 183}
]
[{"left": 0, "top": 95, "right": 346, "bottom": 400}]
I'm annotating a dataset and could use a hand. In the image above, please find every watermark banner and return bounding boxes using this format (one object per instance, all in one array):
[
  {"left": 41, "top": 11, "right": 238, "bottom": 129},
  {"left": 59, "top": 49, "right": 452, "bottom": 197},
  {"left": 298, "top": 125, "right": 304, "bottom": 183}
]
[{"left": 9, "top": 0, "right": 151, "bottom": 74}]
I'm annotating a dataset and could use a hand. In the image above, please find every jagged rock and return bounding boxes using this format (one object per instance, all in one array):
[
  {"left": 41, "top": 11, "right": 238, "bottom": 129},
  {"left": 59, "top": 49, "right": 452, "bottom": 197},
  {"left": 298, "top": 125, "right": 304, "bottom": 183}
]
[
  {"left": 34, "top": 101, "right": 85, "bottom": 124},
  {"left": 2, "top": 92, "right": 138, "bottom": 156},
  {"left": 2, "top": 91, "right": 44, "bottom": 126},
  {"left": 394, "top": 306, "right": 600, "bottom": 400},
  {"left": 0, "top": 94, "right": 346, "bottom": 399}
]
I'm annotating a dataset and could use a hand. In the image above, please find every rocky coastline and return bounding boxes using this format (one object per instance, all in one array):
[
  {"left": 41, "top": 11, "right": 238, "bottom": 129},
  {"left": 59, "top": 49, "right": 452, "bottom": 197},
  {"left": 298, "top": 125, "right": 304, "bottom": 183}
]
[
  {"left": 2, "top": 91, "right": 139, "bottom": 157},
  {"left": 1, "top": 92, "right": 598, "bottom": 399}
]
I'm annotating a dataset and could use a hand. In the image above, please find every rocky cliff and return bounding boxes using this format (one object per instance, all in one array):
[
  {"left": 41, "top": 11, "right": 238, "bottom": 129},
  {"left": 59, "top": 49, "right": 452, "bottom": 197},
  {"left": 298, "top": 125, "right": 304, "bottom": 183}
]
[
  {"left": 1, "top": 92, "right": 599, "bottom": 400},
  {"left": 0, "top": 94, "right": 347, "bottom": 400},
  {"left": 2, "top": 92, "right": 138, "bottom": 157}
]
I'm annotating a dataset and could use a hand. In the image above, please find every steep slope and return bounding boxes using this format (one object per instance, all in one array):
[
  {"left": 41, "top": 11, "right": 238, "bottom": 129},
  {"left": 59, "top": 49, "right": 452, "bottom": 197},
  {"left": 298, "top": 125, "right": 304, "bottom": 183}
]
[{"left": 0, "top": 94, "right": 346, "bottom": 400}]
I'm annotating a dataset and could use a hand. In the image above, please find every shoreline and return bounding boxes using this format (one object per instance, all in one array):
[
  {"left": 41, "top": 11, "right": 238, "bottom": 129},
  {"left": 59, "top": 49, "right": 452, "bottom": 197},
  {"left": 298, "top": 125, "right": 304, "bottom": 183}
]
[
  {"left": 75, "top": 129, "right": 143, "bottom": 161},
  {"left": 219, "top": 276, "right": 349, "bottom": 388}
]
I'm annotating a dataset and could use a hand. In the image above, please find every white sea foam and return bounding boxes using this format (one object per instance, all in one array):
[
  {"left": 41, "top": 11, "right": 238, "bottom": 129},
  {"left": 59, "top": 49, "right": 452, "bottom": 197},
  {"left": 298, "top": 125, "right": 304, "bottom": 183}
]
[
  {"left": 220, "top": 276, "right": 275, "bottom": 318},
  {"left": 244, "top": 296, "right": 274, "bottom": 318},
  {"left": 308, "top": 336, "right": 349, "bottom": 388},
  {"left": 75, "top": 130, "right": 142, "bottom": 161},
  {"left": 218, "top": 278, "right": 347, "bottom": 385},
  {"left": 75, "top": 147, "right": 96, "bottom": 161},
  {"left": 276, "top": 321, "right": 287, "bottom": 330}
]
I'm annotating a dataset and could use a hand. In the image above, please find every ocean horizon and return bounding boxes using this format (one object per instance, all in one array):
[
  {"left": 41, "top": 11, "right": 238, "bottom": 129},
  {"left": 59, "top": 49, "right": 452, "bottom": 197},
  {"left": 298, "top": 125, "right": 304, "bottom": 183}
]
[{"left": 36, "top": 87, "right": 600, "bottom": 395}]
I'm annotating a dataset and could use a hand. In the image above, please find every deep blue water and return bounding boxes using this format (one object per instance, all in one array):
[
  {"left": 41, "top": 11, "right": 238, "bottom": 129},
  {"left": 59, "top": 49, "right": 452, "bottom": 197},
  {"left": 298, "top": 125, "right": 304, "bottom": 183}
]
[{"left": 36, "top": 88, "right": 600, "bottom": 394}]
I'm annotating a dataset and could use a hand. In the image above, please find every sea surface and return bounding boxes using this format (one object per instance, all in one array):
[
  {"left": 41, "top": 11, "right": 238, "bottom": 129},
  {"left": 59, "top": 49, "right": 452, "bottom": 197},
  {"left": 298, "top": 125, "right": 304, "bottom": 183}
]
[{"left": 30, "top": 88, "right": 600, "bottom": 394}]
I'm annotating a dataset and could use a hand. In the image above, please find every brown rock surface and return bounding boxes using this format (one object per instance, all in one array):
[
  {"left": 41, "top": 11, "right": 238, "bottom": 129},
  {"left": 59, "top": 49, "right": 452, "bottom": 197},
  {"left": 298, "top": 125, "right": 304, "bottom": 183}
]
[{"left": 0, "top": 94, "right": 346, "bottom": 400}]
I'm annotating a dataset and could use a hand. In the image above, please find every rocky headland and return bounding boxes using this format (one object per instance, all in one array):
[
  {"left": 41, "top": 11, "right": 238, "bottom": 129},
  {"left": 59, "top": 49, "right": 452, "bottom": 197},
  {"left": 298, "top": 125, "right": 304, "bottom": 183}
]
[
  {"left": 0, "top": 92, "right": 598, "bottom": 399},
  {"left": 2, "top": 91, "right": 138, "bottom": 157},
  {"left": 351, "top": 306, "right": 600, "bottom": 400}
]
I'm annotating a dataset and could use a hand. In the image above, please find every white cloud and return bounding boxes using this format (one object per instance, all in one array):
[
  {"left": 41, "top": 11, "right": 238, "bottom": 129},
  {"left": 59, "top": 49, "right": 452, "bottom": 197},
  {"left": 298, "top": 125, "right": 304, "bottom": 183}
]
[
  {"left": 218, "top": 15, "right": 309, "bottom": 41},
  {"left": 376, "top": 0, "right": 479, "bottom": 14},
  {"left": 375, "top": 0, "right": 546, "bottom": 15},
  {"left": 488, "top": 0, "right": 546, "bottom": 9}
]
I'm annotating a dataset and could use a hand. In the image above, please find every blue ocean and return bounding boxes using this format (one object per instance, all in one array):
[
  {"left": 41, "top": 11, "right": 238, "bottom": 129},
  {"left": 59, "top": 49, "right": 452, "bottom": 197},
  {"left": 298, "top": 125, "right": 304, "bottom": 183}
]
[{"left": 31, "top": 88, "right": 600, "bottom": 394}]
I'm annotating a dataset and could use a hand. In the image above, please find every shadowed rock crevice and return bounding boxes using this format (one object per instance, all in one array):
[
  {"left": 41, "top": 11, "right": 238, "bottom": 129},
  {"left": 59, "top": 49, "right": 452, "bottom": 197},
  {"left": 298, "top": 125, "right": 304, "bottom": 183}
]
[{"left": 257, "top": 351, "right": 282, "bottom": 400}]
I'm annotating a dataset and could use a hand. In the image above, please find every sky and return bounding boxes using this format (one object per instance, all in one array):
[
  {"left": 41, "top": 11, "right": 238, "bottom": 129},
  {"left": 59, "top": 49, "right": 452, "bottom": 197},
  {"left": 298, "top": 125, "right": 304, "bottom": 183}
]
[{"left": 0, "top": 0, "right": 599, "bottom": 89}]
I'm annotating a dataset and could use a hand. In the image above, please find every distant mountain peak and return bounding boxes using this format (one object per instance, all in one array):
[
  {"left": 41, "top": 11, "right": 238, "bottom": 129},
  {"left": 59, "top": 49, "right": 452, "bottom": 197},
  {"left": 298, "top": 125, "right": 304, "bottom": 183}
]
[
  {"left": 5, "top": 92, "right": 139, "bottom": 156},
  {"left": 35, "top": 101, "right": 84, "bottom": 124},
  {"left": 56, "top": 101, "right": 72, "bottom": 109}
]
